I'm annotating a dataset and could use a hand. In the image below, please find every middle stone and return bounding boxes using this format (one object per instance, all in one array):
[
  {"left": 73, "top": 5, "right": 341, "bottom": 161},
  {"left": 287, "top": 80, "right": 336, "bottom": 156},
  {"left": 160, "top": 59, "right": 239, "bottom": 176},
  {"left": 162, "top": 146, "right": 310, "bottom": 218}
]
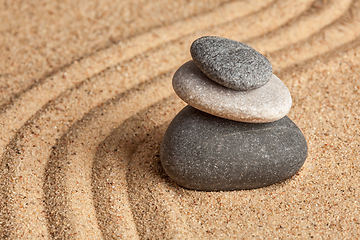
[{"left": 172, "top": 61, "right": 292, "bottom": 123}]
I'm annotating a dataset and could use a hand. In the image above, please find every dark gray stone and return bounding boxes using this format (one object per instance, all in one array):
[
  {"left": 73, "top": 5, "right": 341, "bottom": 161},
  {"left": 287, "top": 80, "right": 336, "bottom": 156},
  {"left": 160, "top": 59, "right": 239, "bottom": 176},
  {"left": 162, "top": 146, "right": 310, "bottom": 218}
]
[
  {"left": 190, "top": 36, "right": 273, "bottom": 91},
  {"left": 160, "top": 106, "right": 308, "bottom": 191}
]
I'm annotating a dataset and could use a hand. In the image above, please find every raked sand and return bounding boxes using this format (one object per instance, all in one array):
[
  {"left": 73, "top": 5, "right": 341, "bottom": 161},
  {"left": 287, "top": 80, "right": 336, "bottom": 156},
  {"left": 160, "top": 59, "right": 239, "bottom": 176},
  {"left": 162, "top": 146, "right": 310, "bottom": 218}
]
[{"left": 0, "top": 0, "right": 359, "bottom": 239}]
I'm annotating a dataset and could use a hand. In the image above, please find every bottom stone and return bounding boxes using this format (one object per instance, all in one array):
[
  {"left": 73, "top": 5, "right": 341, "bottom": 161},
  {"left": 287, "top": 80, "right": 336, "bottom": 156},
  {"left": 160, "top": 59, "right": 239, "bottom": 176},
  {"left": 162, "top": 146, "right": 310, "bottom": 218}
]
[{"left": 160, "top": 105, "right": 308, "bottom": 191}]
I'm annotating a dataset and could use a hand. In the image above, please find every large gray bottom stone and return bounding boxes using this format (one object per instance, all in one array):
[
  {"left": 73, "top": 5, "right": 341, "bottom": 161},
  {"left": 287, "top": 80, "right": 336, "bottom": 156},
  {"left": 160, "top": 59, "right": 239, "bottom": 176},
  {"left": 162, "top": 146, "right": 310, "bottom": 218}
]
[{"left": 160, "top": 106, "right": 308, "bottom": 191}]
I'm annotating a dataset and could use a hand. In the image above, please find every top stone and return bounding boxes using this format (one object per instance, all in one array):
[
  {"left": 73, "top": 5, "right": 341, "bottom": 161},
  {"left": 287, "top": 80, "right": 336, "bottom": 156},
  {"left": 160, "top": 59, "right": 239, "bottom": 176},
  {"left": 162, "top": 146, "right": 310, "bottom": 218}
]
[{"left": 190, "top": 36, "right": 273, "bottom": 91}]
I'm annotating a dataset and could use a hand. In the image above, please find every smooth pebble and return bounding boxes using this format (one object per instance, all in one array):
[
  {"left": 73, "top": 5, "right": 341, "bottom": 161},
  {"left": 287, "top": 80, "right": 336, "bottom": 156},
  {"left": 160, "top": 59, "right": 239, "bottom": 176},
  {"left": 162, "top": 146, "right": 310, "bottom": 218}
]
[
  {"left": 190, "top": 36, "right": 272, "bottom": 90},
  {"left": 172, "top": 60, "right": 292, "bottom": 123},
  {"left": 160, "top": 105, "right": 308, "bottom": 191}
]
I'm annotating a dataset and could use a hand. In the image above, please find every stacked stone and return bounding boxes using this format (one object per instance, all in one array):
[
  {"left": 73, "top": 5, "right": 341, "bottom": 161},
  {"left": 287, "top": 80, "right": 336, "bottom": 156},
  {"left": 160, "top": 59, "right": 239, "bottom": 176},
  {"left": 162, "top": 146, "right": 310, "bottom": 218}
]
[{"left": 161, "top": 36, "right": 308, "bottom": 191}]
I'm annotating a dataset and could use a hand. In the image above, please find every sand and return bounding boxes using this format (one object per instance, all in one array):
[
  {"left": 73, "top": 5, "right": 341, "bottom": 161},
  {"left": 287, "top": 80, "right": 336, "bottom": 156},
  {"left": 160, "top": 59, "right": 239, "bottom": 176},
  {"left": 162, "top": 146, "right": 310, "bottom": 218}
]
[{"left": 0, "top": 0, "right": 359, "bottom": 239}]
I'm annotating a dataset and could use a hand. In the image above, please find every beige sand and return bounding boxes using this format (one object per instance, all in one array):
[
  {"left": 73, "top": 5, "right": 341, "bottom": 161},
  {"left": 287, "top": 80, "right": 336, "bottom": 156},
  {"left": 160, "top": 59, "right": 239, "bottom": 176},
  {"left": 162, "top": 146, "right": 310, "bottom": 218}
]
[{"left": 0, "top": 0, "right": 359, "bottom": 239}]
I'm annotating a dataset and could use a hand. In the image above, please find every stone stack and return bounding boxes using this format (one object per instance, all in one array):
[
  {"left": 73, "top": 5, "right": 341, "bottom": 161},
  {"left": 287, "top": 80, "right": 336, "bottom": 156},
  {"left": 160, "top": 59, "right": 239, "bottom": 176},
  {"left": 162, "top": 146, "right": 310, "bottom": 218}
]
[{"left": 161, "top": 36, "right": 308, "bottom": 191}]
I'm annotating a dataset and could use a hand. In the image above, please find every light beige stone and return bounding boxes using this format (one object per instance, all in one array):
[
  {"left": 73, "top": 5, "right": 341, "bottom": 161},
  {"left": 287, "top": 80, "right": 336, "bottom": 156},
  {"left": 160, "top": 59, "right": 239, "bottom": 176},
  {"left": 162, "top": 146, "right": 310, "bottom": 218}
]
[{"left": 172, "top": 61, "right": 292, "bottom": 123}]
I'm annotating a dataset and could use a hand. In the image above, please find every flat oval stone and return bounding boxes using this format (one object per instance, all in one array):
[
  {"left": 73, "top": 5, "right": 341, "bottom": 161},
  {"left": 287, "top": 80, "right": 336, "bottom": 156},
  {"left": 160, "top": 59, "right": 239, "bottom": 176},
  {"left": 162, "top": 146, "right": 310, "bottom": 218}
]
[
  {"left": 190, "top": 36, "right": 272, "bottom": 90},
  {"left": 173, "top": 60, "right": 292, "bottom": 123},
  {"left": 160, "top": 106, "right": 308, "bottom": 191}
]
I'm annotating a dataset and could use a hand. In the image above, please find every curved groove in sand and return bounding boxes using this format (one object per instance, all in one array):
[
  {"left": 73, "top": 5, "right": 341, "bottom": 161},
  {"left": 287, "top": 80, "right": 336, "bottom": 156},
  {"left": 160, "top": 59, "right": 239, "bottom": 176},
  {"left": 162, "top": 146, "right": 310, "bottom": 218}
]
[
  {"left": 0, "top": 0, "right": 271, "bottom": 108},
  {"left": 45, "top": 74, "right": 174, "bottom": 239},
  {"left": 211, "top": 0, "right": 316, "bottom": 41},
  {"left": 126, "top": 119, "right": 193, "bottom": 239},
  {"left": 0, "top": 43, "right": 179, "bottom": 237},
  {"left": 249, "top": 0, "right": 352, "bottom": 53},
  {"left": 0, "top": 0, "right": 274, "bottom": 158},
  {"left": 92, "top": 96, "right": 186, "bottom": 239},
  {"left": 269, "top": 0, "right": 360, "bottom": 70},
  {"left": 0, "top": 52, "right": 178, "bottom": 237},
  {"left": 1, "top": 0, "right": 360, "bottom": 238}
]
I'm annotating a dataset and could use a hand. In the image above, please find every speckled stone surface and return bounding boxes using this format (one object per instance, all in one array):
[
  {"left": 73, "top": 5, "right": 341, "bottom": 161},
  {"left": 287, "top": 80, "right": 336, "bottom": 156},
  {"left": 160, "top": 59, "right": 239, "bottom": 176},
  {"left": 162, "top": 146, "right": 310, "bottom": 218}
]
[
  {"left": 190, "top": 36, "right": 272, "bottom": 90},
  {"left": 173, "top": 60, "right": 292, "bottom": 123},
  {"left": 160, "top": 105, "right": 308, "bottom": 191}
]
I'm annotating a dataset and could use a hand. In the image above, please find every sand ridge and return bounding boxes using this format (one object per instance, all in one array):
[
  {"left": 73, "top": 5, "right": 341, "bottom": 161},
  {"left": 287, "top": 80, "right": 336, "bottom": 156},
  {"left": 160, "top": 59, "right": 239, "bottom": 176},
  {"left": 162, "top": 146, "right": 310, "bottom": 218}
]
[{"left": 0, "top": 0, "right": 359, "bottom": 239}]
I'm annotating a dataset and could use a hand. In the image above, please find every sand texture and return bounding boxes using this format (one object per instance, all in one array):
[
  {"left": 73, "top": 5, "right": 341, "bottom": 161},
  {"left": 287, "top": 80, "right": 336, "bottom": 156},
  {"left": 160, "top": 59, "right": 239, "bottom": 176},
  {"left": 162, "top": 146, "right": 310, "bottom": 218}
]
[{"left": 0, "top": 0, "right": 359, "bottom": 239}]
